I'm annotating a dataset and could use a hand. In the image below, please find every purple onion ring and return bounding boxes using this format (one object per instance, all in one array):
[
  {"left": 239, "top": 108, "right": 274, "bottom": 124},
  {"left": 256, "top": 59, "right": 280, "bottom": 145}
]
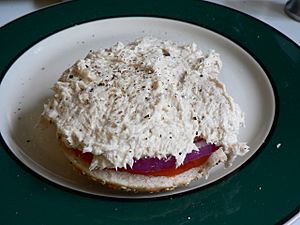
[{"left": 129, "top": 140, "right": 218, "bottom": 173}]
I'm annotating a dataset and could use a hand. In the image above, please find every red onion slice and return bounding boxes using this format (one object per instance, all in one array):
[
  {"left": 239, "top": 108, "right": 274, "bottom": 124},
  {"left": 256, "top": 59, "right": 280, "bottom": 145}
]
[{"left": 129, "top": 140, "right": 218, "bottom": 173}]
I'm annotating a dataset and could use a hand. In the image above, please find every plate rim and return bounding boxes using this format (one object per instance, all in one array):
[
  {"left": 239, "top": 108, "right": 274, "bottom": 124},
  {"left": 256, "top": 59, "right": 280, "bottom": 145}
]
[
  {"left": 0, "top": 16, "right": 276, "bottom": 199},
  {"left": 0, "top": 1, "right": 299, "bottom": 224}
]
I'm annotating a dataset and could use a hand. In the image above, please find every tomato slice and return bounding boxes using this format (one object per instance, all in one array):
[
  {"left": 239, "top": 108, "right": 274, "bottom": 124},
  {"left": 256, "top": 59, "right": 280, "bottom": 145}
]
[{"left": 73, "top": 149, "right": 93, "bottom": 164}]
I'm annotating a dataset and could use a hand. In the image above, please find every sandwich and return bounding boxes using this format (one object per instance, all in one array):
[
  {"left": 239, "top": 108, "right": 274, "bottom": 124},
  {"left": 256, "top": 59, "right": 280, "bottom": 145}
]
[{"left": 42, "top": 37, "right": 249, "bottom": 192}]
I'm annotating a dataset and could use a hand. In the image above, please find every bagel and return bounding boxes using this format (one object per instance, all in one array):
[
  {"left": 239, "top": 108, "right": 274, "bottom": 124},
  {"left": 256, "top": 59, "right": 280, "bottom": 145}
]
[{"left": 60, "top": 142, "right": 227, "bottom": 192}]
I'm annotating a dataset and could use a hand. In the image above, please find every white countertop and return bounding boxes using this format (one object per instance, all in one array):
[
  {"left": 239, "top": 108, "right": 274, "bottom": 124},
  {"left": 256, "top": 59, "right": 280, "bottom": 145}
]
[{"left": 0, "top": 0, "right": 299, "bottom": 224}]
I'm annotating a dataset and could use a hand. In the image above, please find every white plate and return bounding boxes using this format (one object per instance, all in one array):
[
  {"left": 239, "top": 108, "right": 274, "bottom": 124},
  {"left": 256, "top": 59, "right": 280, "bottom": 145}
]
[{"left": 0, "top": 17, "right": 275, "bottom": 198}]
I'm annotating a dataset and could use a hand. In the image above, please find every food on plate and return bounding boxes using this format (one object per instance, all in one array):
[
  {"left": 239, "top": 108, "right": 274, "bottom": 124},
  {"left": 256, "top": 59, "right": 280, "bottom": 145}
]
[{"left": 42, "top": 37, "right": 249, "bottom": 192}]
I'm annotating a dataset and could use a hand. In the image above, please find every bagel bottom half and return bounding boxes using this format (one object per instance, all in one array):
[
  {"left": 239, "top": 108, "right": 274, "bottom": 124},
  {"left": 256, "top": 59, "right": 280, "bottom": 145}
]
[{"left": 60, "top": 143, "right": 227, "bottom": 193}]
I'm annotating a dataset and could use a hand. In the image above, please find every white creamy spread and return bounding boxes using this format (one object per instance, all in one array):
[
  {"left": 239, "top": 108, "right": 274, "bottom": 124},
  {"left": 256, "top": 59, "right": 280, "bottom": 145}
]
[{"left": 42, "top": 37, "right": 249, "bottom": 170}]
